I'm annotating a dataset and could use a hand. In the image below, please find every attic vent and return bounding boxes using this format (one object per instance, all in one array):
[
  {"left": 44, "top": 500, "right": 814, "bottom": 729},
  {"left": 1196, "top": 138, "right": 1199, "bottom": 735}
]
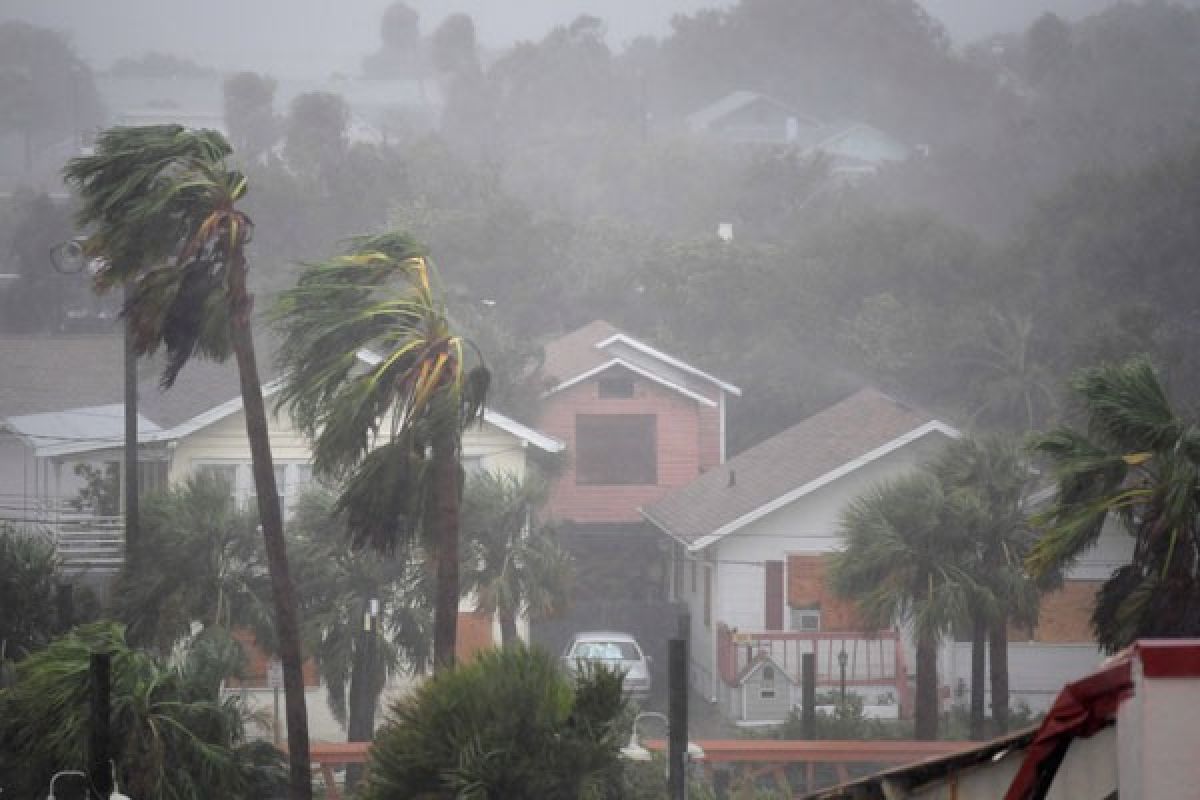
[{"left": 597, "top": 375, "right": 634, "bottom": 398}]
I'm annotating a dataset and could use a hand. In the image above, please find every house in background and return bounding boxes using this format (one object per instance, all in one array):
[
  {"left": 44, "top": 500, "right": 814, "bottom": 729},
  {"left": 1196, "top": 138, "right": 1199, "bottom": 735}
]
[
  {"left": 531, "top": 320, "right": 741, "bottom": 658},
  {"left": 686, "top": 90, "right": 823, "bottom": 146},
  {"left": 685, "top": 90, "right": 911, "bottom": 177},
  {"left": 0, "top": 335, "right": 564, "bottom": 739},
  {"left": 642, "top": 388, "right": 956, "bottom": 724}
]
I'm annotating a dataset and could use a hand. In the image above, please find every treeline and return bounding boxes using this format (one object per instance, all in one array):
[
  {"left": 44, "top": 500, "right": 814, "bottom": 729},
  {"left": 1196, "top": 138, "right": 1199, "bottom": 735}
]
[{"left": 4, "top": 1, "right": 1200, "bottom": 452}]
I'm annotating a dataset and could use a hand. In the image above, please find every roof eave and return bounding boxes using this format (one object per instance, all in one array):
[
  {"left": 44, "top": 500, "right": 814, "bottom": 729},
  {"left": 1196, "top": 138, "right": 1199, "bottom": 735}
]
[
  {"left": 688, "top": 420, "right": 961, "bottom": 550},
  {"left": 593, "top": 333, "right": 742, "bottom": 396}
]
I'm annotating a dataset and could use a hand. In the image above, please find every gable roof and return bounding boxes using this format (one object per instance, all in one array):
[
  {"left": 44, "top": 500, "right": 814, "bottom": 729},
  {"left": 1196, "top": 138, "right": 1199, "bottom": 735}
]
[
  {"left": 686, "top": 91, "right": 819, "bottom": 133},
  {"left": 541, "top": 320, "right": 741, "bottom": 400},
  {"left": 641, "top": 389, "right": 958, "bottom": 550}
]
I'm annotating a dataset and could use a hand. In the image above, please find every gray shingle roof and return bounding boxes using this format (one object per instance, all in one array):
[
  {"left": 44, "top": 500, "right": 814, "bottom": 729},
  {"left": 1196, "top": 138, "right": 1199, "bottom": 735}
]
[
  {"left": 0, "top": 335, "right": 246, "bottom": 429},
  {"left": 642, "top": 388, "right": 953, "bottom": 547}
]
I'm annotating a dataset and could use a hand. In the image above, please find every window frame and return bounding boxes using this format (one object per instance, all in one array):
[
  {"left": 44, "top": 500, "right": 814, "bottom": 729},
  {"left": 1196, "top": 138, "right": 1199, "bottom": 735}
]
[{"left": 574, "top": 413, "right": 657, "bottom": 486}]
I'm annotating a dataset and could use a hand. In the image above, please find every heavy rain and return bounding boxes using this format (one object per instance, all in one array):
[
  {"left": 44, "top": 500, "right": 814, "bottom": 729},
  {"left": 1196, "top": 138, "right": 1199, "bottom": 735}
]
[{"left": 2, "top": 1, "right": 1199, "bottom": 798}]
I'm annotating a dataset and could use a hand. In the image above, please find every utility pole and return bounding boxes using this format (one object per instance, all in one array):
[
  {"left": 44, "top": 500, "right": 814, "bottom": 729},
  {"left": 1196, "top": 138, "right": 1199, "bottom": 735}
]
[
  {"left": 123, "top": 283, "right": 138, "bottom": 569},
  {"left": 89, "top": 652, "right": 113, "bottom": 798},
  {"left": 667, "top": 637, "right": 688, "bottom": 800}
]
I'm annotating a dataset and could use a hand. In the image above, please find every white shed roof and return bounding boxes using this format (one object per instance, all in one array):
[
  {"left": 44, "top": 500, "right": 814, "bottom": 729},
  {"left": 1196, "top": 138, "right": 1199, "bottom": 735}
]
[{"left": 3, "top": 404, "right": 162, "bottom": 458}]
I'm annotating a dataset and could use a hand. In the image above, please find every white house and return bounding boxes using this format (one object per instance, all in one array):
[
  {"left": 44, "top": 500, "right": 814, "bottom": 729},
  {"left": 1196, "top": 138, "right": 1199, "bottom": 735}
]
[{"left": 642, "top": 388, "right": 958, "bottom": 723}]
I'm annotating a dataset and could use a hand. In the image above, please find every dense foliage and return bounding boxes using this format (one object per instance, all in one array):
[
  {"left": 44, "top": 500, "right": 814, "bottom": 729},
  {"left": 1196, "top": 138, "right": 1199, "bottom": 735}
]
[
  {"left": 363, "top": 644, "right": 627, "bottom": 799},
  {"left": 0, "top": 525, "right": 63, "bottom": 663},
  {"left": 0, "top": 622, "right": 284, "bottom": 800}
]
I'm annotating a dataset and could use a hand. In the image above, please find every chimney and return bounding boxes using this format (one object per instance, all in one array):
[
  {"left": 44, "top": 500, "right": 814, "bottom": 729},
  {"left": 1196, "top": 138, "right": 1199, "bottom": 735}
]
[{"left": 727, "top": 469, "right": 736, "bottom": 488}]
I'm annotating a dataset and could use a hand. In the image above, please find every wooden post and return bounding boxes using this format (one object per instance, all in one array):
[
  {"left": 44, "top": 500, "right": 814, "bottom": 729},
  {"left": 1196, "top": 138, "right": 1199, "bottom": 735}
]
[
  {"left": 89, "top": 652, "right": 113, "bottom": 797},
  {"left": 668, "top": 637, "right": 688, "bottom": 800},
  {"left": 801, "top": 653, "right": 816, "bottom": 739}
]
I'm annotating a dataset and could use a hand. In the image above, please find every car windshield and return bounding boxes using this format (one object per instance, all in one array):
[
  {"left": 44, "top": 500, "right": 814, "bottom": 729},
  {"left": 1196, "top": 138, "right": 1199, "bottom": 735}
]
[{"left": 572, "top": 641, "right": 640, "bottom": 661}]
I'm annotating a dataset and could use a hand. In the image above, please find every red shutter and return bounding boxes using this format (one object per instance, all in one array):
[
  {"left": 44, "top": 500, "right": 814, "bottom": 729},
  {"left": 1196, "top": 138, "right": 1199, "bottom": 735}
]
[{"left": 765, "top": 561, "right": 784, "bottom": 630}]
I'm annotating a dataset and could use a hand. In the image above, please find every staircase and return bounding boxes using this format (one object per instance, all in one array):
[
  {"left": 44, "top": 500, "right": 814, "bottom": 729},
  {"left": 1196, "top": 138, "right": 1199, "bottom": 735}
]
[{"left": 54, "top": 513, "right": 124, "bottom": 573}]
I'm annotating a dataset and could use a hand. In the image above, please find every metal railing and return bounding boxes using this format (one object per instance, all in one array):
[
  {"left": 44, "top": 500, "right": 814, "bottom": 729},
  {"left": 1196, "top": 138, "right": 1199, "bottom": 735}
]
[{"left": 2, "top": 501, "right": 124, "bottom": 572}]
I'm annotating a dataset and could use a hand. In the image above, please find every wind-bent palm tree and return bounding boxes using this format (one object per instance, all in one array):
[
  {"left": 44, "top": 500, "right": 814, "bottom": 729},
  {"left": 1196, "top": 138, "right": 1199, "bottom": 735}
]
[
  {"left": 460, "top": 470, "right": 574, "bottom": 646},
  {"left": 1029, "top": 356, "right": 1200, "bottom": 650},
  {"left": 830, "top": 473, "right": 974, "bottom": 740},
  {"left": 273, "top": 232, "right": 488, "bottom": 669},
  {"left": 931, "top": 435, "right": 1042, "bottom": 737},
  {"left": 63, "top": 125, "right": 311, "bottom": 800}
]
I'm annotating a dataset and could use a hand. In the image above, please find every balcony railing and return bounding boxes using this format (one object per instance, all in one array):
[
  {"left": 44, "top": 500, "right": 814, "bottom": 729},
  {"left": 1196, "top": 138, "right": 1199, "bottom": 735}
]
[
  {"left": 717, "top": 624, "right": 910, "bottom": 713},
  {"left": 2, "top": 501, "right": 124, "bottom": 573}
]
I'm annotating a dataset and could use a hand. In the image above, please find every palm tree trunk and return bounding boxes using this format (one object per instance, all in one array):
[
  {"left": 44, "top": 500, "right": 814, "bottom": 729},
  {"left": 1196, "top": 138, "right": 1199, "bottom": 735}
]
[
  {"left": 432, "top": 428, "right": 461, "bottom": 671},
  {"left": 228, "top": 257, "right": 312, "bottom": 800},
  {"left": 989, "top": 619, "right": 1010, "bottom": 736},
  {"left": 914, "top": 633, "right": 939, "bottom": 741},
  {"left": 970, "top": 610, "right": 987, "bottom": 740},
  {"left": 499, "top": 610, "right": 518, "bottom": 647}
]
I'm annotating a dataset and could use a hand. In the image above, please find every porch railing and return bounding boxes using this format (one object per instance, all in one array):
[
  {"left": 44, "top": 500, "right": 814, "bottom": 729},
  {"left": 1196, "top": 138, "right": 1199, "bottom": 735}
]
[
  {"left": 2, "top": 501, "right": 124, "bottom": 573},
  {"left": 717, "top": 625, "right": 910, "bottom": 713}
]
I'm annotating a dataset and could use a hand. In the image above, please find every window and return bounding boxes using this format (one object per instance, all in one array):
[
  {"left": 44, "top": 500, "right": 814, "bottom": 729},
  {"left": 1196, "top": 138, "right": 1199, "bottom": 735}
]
[
  {"left": 760, "top": 665, "right": 776, "bottom": 699},
  {"left": 597, "top": 375, "right": 634, "bottom": 398},
  {"left": 575, "top": 414, "right": 656, "bottom": 485},
  {"left": 196, "top": 464, "right": 238, "bottom": 505},
  {"left": 791, "top": 609, "right": 822, "bottom": 632}
]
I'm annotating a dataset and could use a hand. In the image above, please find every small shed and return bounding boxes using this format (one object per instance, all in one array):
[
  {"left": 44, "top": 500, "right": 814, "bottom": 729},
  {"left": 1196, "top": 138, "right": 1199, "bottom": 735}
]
[{"left": 736, "top": 654, "right": 797, "bottom": 723}]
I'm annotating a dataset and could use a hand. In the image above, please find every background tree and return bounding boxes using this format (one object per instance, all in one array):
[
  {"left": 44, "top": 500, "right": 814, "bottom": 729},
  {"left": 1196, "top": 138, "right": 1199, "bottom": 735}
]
[
  {"left": 460, "top": 470, "right": 574, "bottom": 645},
  {"left": 223, "top": 71, "right": 280, "bottom": 164},
  {"left": 0, "top": 622, "right": 285, "bottom": 800},
  {"left": 0, "top": 190, "right": 92, "bottom": 333},
  {"left": 0, "top": 21, "right": 102, "bottom": 179},
  {"left": 289, "top": 488, "right": 432, "bottom": 788},
  {"left": 283, "top": 91, "right": 349, "bottom": 185},
  {"left": 1029, "top": 356, "right": 1200, "bottom": 650},
  {"left": 430, "top": 13, "right": 480, "bottom": 77},
  {"left": 64, "top": 124, "right": 312, "bottom": 800},
  {"left": 274, "top": 231, "right": 489, "bottom": 670},
  {"left": 363, "top": 644, "right": 626, "bottom": 799},
  {"left": 830, "top": 473, "right": 973, "bottom": 739},
  {"left": 362, "top": 2, "right": 423, "bottom": 78}
]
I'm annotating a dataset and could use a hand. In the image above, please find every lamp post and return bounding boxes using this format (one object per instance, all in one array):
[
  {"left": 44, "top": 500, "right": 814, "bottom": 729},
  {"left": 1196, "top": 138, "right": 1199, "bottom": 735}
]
[
  {"left": 50, "top": 239, "right": 138, "bottom": 567},
  {"left": 838, "top": 647, "right": 849, "bottom": 706},
  {"left": 620, "top": 711, "right": 705, "bottom": 763}
]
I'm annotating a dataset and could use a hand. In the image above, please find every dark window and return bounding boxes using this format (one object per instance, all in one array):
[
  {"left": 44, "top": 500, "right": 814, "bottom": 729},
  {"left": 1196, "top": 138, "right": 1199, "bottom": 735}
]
[
  {"left": 597, "top": 375, "right": 634, "bottom": 398},
  {"left": 575, "top": 414, "right": 656, "bottom": 485}
]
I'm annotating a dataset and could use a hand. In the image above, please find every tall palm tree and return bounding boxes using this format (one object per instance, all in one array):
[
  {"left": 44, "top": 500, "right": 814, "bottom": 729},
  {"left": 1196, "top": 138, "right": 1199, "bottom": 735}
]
[
  {"left": 1029, "top": 356, "right": 1200, "bottom": 650},
  {"left": 273, "top": 231, "right": 488, "bottom": 669},
  {"left": 460, "top": 470, "right": 574, "bottom": 646},
  {"left": 63, "top": 125, "right": 311, "bottom": 800},
  {"left": 829, "top": 473, "right": 974, "bottom": 740},
  {"left": 931, "top": 435, "right": 1042, "bottom": 737},
  {"left": 289, "top": 487, "right": 432, "bottom": 787}
]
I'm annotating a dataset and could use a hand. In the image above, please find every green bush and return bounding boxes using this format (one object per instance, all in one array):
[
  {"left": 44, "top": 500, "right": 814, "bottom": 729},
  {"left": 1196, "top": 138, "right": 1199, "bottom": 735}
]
[{"left": 364, "top": 644, "right": 628, "bottom": 799}]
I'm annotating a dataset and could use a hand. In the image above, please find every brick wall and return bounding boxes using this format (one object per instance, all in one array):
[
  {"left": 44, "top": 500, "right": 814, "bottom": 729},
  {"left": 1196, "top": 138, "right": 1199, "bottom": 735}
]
[
  {"left": 1031, "top": 580, "right": 1101, "bottom": 643},
  {"left": 787, "top": 554, "right": 860, "bottom": 632},
  {"left": 457, "top": 610, "right": 496, "bottom": 661},
  {"left": 540, "top": 376, "right": 722, "bottom": 524},
  {"left": 226, "top": 627, "right": 320, "bottom": 688}
]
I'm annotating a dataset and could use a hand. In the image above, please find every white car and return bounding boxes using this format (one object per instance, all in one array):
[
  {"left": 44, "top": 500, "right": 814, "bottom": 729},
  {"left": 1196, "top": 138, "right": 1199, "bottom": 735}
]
[{"left": 561, "top": 631, "right": 652, "bottom": 697}]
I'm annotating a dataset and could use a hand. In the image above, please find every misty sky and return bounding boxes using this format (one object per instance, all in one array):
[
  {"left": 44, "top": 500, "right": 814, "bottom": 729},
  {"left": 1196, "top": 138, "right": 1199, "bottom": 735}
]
[{"left": 3, "top": 0, "right": 1153, "bottom": 77}]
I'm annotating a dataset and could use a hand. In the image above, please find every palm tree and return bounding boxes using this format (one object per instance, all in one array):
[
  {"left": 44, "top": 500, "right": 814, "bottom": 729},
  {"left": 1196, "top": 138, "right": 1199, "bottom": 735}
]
[
  {"left": 273, "top": 231, "right": 488, "bottom": 669},
  {"left": 829, "top": 473, "right": 974, "bottom": 740},
  {"left": 0, "top": 524, "right": 63, "bottom": 664},
  {"left": 289, "top": 488, "right": 432, "bottom": 787},
  {"left": 63, "top": 125, "right": 311, "bottom": 799},
  {"left": 1029, "top": 356, "right": 1200, "bottom": 650},
  {"left": 108, "top": 473, "right": 273, "bottom": 654},
  {"left": 931, "top": 436, "right": 1042, "bottom": 737},
  {"left": 962, "top": 311, "right": 1057, "bottom": 433},
  {"left": 0, "top": 622, "right": 285, "bottom": 799},
  {"left": 363, "top": 645, "right": 626, "bottom": 800},
  {"left": 460, "top": 470, "right": 574, "bottom": 646}
]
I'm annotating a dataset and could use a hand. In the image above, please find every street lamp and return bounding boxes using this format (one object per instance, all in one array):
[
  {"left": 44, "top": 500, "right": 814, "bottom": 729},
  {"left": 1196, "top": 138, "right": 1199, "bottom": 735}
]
[
  {"left": 620, "top": 711, "right": 704, "bottom": 762},
  {"left": 837, "top": 647, "right": 849, "bottom": 706}
]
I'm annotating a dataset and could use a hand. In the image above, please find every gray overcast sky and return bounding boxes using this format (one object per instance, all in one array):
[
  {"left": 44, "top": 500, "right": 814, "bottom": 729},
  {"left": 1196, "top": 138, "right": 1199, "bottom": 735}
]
[{"left": 3, "top": 0, "right": 1134, "bottom": 77}]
